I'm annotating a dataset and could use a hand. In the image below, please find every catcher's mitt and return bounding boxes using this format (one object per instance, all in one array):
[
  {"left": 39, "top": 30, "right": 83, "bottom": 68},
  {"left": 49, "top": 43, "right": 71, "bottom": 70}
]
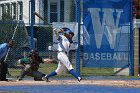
[{"left": 43, "top": 58, "right": 58, "bottom": 64}]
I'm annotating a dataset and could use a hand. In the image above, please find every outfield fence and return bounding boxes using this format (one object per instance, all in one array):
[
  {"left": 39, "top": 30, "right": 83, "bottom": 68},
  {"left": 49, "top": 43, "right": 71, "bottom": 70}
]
[{"left": 0, "top": 0, "right": 133, "bottom": 79}]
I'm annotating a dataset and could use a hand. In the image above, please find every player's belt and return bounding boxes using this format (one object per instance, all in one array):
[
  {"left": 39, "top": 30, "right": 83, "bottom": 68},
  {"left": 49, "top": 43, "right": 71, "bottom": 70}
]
[{"left": 58, "top": 51, "right": 67, "bottom": 54}]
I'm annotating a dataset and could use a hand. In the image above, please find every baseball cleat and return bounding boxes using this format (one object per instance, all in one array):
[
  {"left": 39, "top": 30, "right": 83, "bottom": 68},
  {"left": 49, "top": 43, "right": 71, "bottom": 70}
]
[
  {"left": 16, "top": 79, "right": 22, "bottom": 82},
  {"left": 78, "top": 77, "right": 82, "bottom": 82},
  {"left": 42, "top": 76, "right": 49, "bottom": 82}
]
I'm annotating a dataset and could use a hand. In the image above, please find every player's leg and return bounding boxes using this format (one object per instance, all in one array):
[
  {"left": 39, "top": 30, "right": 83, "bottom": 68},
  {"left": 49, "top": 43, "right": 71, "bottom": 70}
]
[
  {"left": 69, "top": 69, "right": 82, "bottom": 82},
  {"left": 17, "top": 65, "right": 31, "bottom": 81},
  {"left": 58, "top": 52, "right": 81, "bottom": 81},
  {"left": 0, "top": 62, "right": 8, "bottom": 81},
  {"left": 42, "top": 62, "right": 64, "bottom": 81},
  {"left": 17, "top": 70, "right": 28, "bottom": 81},
  {"left": 32, "top": 71, "right": 45, "bottom": 81}
]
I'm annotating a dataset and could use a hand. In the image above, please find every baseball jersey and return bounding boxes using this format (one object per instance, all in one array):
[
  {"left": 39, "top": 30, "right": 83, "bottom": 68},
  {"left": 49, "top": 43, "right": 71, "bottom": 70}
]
[
  {"left": 0, "top": 43, "right": 8, "bottom": 60},
  {"left": 57, "top": 35, "right": 71, "bottom": 53}
]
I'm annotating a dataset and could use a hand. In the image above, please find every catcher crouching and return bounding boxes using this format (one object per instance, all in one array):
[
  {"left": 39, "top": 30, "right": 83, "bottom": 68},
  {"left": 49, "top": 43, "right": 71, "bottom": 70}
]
[{"left": 17, "top": 49, "right": 57, "bottom": 81}]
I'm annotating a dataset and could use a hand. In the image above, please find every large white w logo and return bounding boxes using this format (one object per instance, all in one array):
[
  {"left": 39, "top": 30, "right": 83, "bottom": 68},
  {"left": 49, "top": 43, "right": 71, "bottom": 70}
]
[{"left": 88, "top": 8, "right": 123, "bottom": 49}]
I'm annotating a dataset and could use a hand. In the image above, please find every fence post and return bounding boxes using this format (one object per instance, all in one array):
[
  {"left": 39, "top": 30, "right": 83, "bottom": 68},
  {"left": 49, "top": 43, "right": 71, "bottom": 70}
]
[
  {"left": 130, "top": 0, "right": 133, "bottom": 76},
  {"left": 30, "top": 0, "right": 35, "bottom": 49},
  {"left": 76, "top": 0, "right": 81, "bottom": 76}
]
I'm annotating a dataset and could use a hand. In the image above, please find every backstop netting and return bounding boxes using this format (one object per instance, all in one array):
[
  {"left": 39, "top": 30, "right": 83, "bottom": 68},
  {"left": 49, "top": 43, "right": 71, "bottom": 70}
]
[
  {"left": 0, "top": 0, "right": 133, "bottom": 80},
  {"left": 0, "top": 21, "right": 31, "bottom": 76}
]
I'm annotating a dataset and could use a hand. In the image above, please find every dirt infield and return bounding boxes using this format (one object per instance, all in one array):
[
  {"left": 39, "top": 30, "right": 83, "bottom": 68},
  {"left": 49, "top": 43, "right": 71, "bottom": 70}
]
[{"left": 0, "top": 79, "right": 140, "bottom": 88}]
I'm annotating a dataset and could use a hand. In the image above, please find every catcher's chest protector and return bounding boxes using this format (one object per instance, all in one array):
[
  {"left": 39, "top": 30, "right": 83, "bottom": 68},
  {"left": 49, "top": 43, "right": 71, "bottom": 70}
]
[{"left": 30, "top": 59, "right": 40, "bottom": 71}]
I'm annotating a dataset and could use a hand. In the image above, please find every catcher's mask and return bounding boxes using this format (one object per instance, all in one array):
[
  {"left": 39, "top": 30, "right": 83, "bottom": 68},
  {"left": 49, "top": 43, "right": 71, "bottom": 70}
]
[{"left": 28, "top": 49, "right": 39, "bottom": 57}]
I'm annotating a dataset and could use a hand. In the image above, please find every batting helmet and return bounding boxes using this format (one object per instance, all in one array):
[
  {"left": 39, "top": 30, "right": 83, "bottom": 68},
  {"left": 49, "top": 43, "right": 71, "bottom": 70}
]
[
  {"left": 62, "top": 27, "right": 72, "bottom": 34},
  {"left": 69, "top": 31, "right": 74, "bottom": 36}
]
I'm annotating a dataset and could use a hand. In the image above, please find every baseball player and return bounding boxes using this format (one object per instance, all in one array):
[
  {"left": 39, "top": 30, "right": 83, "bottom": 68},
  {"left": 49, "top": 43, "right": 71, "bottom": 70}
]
[
  {"left": 0, "top": 39, "right": 14, "bottom": 81},
  {"left": 17, "top": 49, "right": 45, "bottom": 81},
  {"left": 42, "top": 27, "right": 82, "bottom": 82}
]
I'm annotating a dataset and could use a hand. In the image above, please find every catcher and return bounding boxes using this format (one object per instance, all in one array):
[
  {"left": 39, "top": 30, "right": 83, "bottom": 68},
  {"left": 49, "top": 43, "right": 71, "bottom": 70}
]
[{"left": 17, "top": 49, "right": 57, "bottom": 81}]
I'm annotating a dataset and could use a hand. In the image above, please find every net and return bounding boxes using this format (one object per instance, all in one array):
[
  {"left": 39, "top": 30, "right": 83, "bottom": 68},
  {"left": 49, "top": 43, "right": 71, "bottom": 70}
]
[{"left": 0, "top": 20, "right": 31, "bottom": 67}]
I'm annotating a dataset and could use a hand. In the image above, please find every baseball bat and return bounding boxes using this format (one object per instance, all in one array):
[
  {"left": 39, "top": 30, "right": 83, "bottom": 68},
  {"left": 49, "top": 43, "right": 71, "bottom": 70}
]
[
  {"left": 4, "top": 21, "right": 19, "bottom": 62},
  {"left": 34, "top": 11, "right": 45, "bottom": 21}
]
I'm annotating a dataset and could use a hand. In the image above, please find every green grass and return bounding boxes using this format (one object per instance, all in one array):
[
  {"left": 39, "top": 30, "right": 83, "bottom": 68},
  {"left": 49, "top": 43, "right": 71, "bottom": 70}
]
[
  {"left": 8, "top": 64, "right": 139, "bottom": 79},
  {"left": 8, "top": 68, "right": 21, "bottom": 77},
  {"left": 8, "top": 64, "right": 58, "bottom": 77},
  {"left": 8, "top": 64, "right": 116, "bottom": 77},
  {"left": 81, "top": 67, "right": 114, "bottom": 76}
]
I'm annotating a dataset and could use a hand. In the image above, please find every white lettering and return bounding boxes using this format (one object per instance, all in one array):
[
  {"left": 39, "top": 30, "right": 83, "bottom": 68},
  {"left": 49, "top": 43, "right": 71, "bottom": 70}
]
[
  {"left": 84, "top": 53, "right": 88, "bottom": 60},
  {"left": 101, "top": 53, "right": 106, "bottom": 60},
  {"left": 83, "top": 52, "right": 128, "bottom": 61},
  {"left": 88, "top": 8, "right": 123, "bottom": 49},
  {"left": 112, "top": 53, "right": 118, "bottom": 60},
  {"left": 95, "top": 53, "right": 100, "bottom": 60},
  {"left": 90, "top": 53, "right": 94, "bottom": 60},
  {"left": 106, "top": 53, "right": 112, "bottom": 60}
]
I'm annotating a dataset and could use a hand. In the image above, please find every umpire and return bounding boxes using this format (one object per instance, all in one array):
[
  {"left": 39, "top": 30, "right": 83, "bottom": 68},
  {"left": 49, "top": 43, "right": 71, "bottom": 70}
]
[
  {"left": 17, "top": 49, "right": 45, "bottom": 81},
  {"left": 0, "top": 39, "right": 14, "bottom": 81}
]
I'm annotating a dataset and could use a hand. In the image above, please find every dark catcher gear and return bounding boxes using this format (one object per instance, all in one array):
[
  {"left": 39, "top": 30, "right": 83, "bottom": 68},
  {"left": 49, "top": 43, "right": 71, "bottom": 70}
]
[{"left": 17, "top": 51, "right": 45, "bottom": 81}]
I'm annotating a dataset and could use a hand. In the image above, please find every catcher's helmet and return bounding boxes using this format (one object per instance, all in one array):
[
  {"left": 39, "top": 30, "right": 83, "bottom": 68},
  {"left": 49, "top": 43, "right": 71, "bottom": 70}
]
[{"left": 28, "top": 49, "right": 39, "bottom": 57}]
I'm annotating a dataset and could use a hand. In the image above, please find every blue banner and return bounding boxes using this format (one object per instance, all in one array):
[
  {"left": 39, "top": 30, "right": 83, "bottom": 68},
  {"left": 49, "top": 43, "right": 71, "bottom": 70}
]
[{"left": 83, "top": 0, "right": 131, "bottom": 67}]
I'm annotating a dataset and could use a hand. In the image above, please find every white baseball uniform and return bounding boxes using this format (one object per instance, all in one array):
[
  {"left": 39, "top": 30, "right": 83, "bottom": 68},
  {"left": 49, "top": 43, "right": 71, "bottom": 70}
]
[
  {"left": 42, "top": 28, "right": 81, "bottom": 82},
  {"left": 55, "top": 35, "right": 74, "bottom": 74}
]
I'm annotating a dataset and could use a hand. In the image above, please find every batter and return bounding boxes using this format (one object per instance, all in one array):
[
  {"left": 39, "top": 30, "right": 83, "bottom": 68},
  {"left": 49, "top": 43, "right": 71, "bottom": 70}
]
[{"left": 42, "top": 27, "right": 81, "bottom": 82}]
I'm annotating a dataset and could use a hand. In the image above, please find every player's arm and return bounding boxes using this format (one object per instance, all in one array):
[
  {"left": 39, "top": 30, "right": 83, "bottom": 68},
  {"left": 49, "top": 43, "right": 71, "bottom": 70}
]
[
  {"left": 43, "top": 58, "right": 57, "bottom": 64},
  {"left": 53, "top": 28, "right": 64, "bottom": 34},
  {"left": 53, "top": 28, "right": 64, "bottom": 39},
  {"left": 17, "top": 58, "right": 30, "bottom": 66}
]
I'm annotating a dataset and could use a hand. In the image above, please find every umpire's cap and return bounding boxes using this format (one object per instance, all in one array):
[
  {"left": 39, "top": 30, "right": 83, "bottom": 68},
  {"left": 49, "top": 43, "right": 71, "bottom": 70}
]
[{"left": 6, "top": 39, "right": 14, "bottom": 48}]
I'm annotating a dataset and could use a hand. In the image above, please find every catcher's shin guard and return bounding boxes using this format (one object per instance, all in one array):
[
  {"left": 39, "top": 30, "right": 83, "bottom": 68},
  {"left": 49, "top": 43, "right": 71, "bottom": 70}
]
[{"left": 32, "top": 71, "right": 45, "bottom": 81}]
